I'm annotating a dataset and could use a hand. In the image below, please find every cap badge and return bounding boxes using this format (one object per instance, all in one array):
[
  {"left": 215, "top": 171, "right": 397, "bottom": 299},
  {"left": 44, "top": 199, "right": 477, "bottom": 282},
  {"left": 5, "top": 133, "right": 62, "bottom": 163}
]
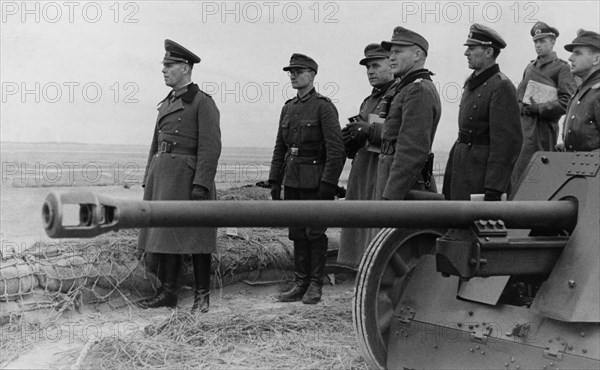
[{"left": 534, "top": 28, "right": 541, "bottom": 35}]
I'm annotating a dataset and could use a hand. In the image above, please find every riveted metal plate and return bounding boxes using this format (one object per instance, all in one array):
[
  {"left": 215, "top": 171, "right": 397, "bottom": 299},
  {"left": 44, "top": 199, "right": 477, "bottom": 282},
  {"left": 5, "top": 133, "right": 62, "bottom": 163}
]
[{"left": 566, "top": 152, "right": 600, "bottom": 177}]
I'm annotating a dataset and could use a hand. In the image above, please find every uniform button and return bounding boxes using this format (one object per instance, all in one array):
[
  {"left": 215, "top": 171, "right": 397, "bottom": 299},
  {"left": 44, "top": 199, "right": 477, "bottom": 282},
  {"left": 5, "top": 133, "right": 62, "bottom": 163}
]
[
  {"left": 477, "top": 94, "right": 481, "bottom": 97},
  {"left": 483, "top": 82, "right": 487, "bottom": 86},
  {"left": 577, "top": 101, "right": 580, "bottom": 105},
  {"left": 178, "top": 118, "right": 182, "bottom": 121},
  {"left": 469, "top": 130, "right": 473, "bottom": 133},
  {"left": 293, "top": 129, "right": 297, "bottom": 132},
  {"left": 158, "top": 130, "right": 162, "bottom": 133},
  {"left": 568, "top": 130, "right": 572, "bottom": 133},
  {"left": 469, "top": 117, "right": 473, "bottom": 120},
  {"left": 175, "top": 130, "right": 179, "bottom": 133},
  {"left": 171, "top": 155, "right": 175, "bottom": 158},
  {"left": 473, "top": 105, "right": 477, "bottom": 109},
  {"left": 572, "top": 115, "right": 575, "bottom": 119},
  {"left": 313, "top": 160, "right": 316, "bottom": 163},
  {"left": 173, "top": 142, "right": 177, "bottom": 145}
]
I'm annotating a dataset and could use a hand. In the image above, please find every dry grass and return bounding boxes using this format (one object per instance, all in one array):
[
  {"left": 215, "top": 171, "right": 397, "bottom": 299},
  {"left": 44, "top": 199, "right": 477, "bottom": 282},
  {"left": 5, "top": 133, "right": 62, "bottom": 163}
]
[{"left": 80, "top": 294, "right": 367, "bottom": 370}]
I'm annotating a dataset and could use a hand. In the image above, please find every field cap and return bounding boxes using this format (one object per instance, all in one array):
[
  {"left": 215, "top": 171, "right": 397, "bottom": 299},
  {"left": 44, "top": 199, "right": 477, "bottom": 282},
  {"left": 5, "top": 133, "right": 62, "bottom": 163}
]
[
  {"left": 359, "top": 43, "right": 390, "bottom": 65},
  {"left": 464, "top": 23, "right": 507, "bottom": 49},
  {"left": 382, "top": 26, "right": 429, "bottom": 55},
  {"left": 531, "top": 21, "right": 559, "bottom": 40},
  {"left": 283, "top": 53, "right": 318, "bottom": 73},
  {"left": 564, "top": 29, "right": 600, "bottom": 52},
  {"left": 163, "top": 39, "right": 201, "bottom": 65}
]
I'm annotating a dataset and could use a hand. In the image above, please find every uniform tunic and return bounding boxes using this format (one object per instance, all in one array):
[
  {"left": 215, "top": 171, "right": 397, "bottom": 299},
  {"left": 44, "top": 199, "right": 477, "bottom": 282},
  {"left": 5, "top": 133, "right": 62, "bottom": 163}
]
[
  {"left": 338, "top": 79, "right": 396, "bottom": 267},
  {"left": 443, "top": 64, "right": 522, "bottom": 200},
  {"left": 138, "top": 83, "right": 222, "bottom": 254},
  {"left": 512, "top": 52, "right": 576, "bottom": 186},
  {"left": 268, "top": 88, "right": 345, "bottom": 241},
  {"left": 563, "top": 69, "right": 600, "bottom": 152},
  {"left": 376, "top": 69, "right": 441, "bottom": 200}
]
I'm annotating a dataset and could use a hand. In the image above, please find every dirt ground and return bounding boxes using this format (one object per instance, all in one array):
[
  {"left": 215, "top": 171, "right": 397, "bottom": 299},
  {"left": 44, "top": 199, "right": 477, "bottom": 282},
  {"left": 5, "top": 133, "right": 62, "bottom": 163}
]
[{"left": 4, "top": 276, "right": 360, "bottom": 369}]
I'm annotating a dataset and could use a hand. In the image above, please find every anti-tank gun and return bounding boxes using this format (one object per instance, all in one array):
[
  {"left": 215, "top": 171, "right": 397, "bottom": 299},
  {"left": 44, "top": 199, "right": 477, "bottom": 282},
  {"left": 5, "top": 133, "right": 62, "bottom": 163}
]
[{"left": 42, "top": 152, "right": 599, "bottom": 369}]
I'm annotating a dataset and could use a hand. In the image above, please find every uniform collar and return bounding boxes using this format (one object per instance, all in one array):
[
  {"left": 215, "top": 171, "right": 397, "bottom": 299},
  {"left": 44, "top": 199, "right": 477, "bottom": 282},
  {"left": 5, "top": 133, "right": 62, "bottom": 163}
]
[
  {"left": 171, "top": 82, "right": 193, "bottom": 99},
  {"left": 580, "top": 69, "right": 600, "bottom": 89},
  {"left": 294, "top": 87, "right": 316, "bottom": 103},
  {"left": 466, "top": 63, "right": 500, "bottom": 90},
  {"left": 535, "top": 51, "right": 558, "bottom": 66},
  {"left": 372, "top": 79, "right": 396, "bottom": 96}
]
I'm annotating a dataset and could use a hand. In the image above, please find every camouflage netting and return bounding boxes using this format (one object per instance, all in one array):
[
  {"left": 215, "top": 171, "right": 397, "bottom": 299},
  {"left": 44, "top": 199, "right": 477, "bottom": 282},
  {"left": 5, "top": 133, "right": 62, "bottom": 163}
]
[{"left": 0, "top": 186, "right": 340, "bottom": 329}]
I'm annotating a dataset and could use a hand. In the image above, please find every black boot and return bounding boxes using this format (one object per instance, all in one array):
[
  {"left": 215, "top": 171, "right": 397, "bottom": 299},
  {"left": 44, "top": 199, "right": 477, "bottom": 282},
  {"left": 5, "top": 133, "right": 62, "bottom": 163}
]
[
  {"left": 191, "top": 254, "right": 211, "bottom": 314},
  {"left": 302, "top": 237, "right": 327, "bottom": 304},
  {"left": 278, "top": 240, "right": 311, "bottom": 302},
  {"left": 138, "top": 254, "right": 180, "bottom": 309}
]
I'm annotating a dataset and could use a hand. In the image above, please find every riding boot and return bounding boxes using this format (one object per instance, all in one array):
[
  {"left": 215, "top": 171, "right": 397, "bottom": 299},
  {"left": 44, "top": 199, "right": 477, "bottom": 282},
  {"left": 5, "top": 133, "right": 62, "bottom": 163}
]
[
  {"left": 302, "top": 237, "right": 328, "bottom": 304},
  {"left": 277, "top": 240, "right": 311, "bottom": 302},
  {"left": 191, "top": 253, "right": 211, "bottom": 314},
  {"left": 138, "top": 253, "right": 180, "bottom": 309}
]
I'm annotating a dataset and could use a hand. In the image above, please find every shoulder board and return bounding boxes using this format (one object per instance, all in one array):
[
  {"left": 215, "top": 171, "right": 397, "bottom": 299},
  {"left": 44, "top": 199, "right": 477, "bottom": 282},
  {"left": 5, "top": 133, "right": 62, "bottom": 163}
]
[
  {"left": 592, "top": 83, "right": 600, "bottom": 90},
  {"left": 316, "top": 93, "right": 332, "bottom": 102},
  {"left": 284, "top": 98, "right": 294, "bottom": 104},
  {"left": 414, "top": 78, "right": 423, "bottom": 83},
  {"left": 198, "top": 89, "right": 212, "bottom": 98},
  {"left": 558, "top": 58, "right": 570, "bottom": 65},
  {"left": 497, "top": 72, "right": 508, "bottom": 80}
]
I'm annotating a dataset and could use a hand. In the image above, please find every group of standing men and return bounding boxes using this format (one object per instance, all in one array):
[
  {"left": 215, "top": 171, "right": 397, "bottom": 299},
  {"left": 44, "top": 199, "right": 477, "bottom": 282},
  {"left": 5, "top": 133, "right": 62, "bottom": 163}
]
[
  {"left": 339, "top": 22, "right": 600, "bottom": 271},
  {"left": 135, "top": 22, "right": 600, "bottom": 311}
]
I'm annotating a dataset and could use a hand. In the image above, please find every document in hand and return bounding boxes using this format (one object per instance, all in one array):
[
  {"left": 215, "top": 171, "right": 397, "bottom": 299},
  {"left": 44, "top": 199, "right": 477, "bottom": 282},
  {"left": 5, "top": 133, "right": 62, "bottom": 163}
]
[{"left": 523, "top": 80, "right": 558, "bottom": 105}]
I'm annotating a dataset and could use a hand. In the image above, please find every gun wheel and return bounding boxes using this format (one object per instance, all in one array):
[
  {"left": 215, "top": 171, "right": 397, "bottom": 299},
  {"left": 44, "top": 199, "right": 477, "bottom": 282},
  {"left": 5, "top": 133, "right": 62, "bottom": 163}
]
[{"left": 353, "top": 228, "right": 442, "bottom": 369}]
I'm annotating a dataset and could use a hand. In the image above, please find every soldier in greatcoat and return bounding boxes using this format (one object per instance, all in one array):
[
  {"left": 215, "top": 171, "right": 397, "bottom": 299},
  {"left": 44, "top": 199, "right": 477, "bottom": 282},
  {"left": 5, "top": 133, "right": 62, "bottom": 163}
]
[
  {"left": 269, "top": 53, "right": 345, "bottom": 304},
  {"left": 338, "top": 43, "right": 396, "bottom": 268},
  {"left": 138, "top": 40, "right": 222, "bottom": 313},
  {"left": 443, "top": 24, "right": 522, "bottom": 201},
  {"left": 560, "top": 29, "right": 600, "bottom": 152},
  {"left": 511, "top": 21, "right": 577, "bottom": 191},
  {"left": 376, "top": 27, "right": 442, "bottom": 201}
]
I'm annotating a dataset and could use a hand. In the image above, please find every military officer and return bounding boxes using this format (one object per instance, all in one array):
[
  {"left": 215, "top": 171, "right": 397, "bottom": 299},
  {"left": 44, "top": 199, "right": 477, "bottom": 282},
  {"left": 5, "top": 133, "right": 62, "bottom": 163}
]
[
  {"left": 443, "top": 24, "right": 522, "bottom": 201},
  {"left": 138, "top": 40, "right": 222, "bottom": 313},
  {"left": 511, "top": 21, "right": 577, "bottom": 191},
  {"left": 338, "top": 43, "right": 397, "bottom": 268},
  {"left": 269, "top": 53, "right": 345, "bottom": 304},
  {"left": 376, "top": 27, "right": 441, "bottom": 201},
  {"left": 561, "top": 29, "right": 600, "bottom": 152}
]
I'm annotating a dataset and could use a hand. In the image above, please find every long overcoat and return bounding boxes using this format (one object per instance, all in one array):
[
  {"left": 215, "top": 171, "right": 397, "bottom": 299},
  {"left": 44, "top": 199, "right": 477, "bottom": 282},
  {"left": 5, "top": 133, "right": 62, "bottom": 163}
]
[
  {"left": 511, "top": 52, "right": 576, "bottom": 186},
  {"left": 376, "top": 69, "right": 441, "bottom": 200},
  {"left": 138, "top": 83, "right": 221, "bottom": 254},
  {"left": 443, "top": 65, "right": 522, "bottom": 200},
  {"left": 338, "top": 80, "right": 396, "bottom": 267}
]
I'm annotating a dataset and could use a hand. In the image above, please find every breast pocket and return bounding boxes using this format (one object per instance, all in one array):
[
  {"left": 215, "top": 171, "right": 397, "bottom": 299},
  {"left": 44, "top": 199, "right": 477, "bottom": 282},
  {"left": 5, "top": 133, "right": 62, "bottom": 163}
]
[{"left": 300, "top": 120, "right": 321, "bottom": 143}]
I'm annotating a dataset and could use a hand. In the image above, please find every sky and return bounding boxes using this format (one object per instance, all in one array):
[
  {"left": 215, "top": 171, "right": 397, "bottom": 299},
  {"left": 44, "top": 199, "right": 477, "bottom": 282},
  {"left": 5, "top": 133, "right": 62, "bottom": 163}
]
[{"left": 1, "top": 0, "right": 599, "bottom": 153}]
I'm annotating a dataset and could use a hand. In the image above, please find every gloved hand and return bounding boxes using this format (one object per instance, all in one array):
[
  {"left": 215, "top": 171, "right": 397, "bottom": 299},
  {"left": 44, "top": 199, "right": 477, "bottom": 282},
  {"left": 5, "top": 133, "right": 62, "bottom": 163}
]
[
  {"left": 347, "top": 121, "right": 372, "bottom": 142},
  {"left": 341, "top": 126, "right": 353, "bottom": 143},
  {"left": 270, "top": 181, "right": 281, "bottom": 200},
  {"left": 555, "top": 142, "right": 565, "bottom": 152},
  {"left": 521, "top": 98, "right": 539, "bottom": 116},
  {"left": 484, "top": 189, "right": 503, "bottom": 201},
  {"left": 318, "top": 181, "right": 337, "bottom": 200},
  {"left": 191, "top": 185, "right": 210, "bottom": 200}
]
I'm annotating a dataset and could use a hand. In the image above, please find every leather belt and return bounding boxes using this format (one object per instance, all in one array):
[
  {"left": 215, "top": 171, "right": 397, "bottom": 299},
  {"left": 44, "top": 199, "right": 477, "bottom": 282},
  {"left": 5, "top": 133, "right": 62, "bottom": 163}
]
[
  {"left": 158, "top": 141, "right": 197, "bottom": 155},
  {"left": 380, "top": 139, "right": 396, "bottom": 155},
  {"left": 457, "top": 131, "right": 490, "bottom": 146},
  {"left": 289, "top": 147, "right": 320, "bottom": 157}
]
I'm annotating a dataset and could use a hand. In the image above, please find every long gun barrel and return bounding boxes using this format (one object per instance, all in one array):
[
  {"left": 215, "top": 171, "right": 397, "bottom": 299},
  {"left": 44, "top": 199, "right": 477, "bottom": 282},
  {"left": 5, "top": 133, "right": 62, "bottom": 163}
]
[{"left": 42, "top": 191, "right": 577, "bottom": 238}]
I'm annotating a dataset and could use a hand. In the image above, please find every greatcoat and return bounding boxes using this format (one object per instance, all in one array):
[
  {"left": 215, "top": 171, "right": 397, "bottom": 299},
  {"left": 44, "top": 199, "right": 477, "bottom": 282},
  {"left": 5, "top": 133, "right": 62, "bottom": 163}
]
[{"left": 138, "top": 83, "right": 221, "bottom": 254}]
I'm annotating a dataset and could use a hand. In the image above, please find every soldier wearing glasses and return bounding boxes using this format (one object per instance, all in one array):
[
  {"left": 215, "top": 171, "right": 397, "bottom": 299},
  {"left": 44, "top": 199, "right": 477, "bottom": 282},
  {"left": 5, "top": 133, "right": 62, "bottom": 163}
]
[{"left": 268, "top": 53, "right": 345, "bottom": 304}]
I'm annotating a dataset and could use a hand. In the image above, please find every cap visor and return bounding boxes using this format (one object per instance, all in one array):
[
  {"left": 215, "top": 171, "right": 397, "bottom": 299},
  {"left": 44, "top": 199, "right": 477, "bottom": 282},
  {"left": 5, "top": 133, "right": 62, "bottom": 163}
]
[
  {"left": 283, "top": 64, "right": 306, "bottom": 71},
  {"left": 381, "top": 40, "right": 415, "bottom": 50}
]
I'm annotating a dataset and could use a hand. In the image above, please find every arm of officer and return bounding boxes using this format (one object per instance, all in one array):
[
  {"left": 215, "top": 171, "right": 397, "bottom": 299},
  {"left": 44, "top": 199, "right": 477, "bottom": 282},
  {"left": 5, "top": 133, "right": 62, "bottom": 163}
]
[
  {"left": 193, "top": 95, "right": 222, "bottom": 190},
  {"left": 538, "top": 64, "right": 578, "bottom": 119},
  {"left": 268, "top": 108, "right": 288, "bottom": 185},
  {"left": 383, "top": 83, "right": 436, "bottom": 200},
  {"left": 485, "top": 80, "right": 522, "bottom": 195},
  {"left": 142, "top": 125, "right": 159, "bottom": 187},
  {"left": 319, "top": 100, "right": 345, "bottom": 186}
]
